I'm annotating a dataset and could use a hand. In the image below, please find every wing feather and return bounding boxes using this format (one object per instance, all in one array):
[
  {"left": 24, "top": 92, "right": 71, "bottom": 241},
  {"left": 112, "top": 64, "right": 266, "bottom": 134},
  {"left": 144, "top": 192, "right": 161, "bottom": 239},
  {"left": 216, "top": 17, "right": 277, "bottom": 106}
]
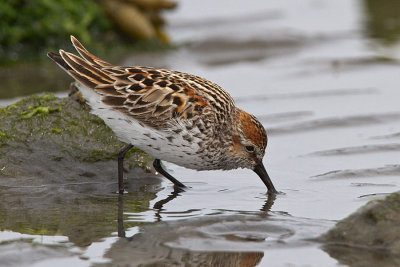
[{"left": 48, "top": 36, "right": 237, "bottom": 131}]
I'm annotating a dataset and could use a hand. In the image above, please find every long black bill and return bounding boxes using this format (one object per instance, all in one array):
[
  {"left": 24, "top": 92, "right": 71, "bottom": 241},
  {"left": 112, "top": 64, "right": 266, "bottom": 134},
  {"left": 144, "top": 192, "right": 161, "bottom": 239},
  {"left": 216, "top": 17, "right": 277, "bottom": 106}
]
[{"left": 253, "top": 162, "right": 278, "bottom": 194}]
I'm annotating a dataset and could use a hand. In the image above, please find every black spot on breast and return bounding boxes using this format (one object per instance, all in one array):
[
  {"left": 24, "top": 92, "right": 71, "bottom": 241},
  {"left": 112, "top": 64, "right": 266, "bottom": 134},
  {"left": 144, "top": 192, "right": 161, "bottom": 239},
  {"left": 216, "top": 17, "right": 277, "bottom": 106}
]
[
  {"left": 142, "top": 78, "right": 155, "bottom": 86},
  {"left": 186, "top": 112, "right": 193, "bottom": 119},
  {"left": 173, "top": 128, "right": 182, "bottom": 134},
  {"left": 169, "top": 84, "right": 179, "bottom": 91},
  {"left": 132, "top": 74, "right": 145, "bottom": 81},
  {"left": 166, "top": 136, "right": 174, "bottom": 142},
  {"left": 183, "top": 134, "right": 193, "bottom": 142},
  {"left": 194, "top": 105, "right": 202, "bottom": 111},
  {"left": 185, "top": 124, "right": 194, "bottom": 131},
  {"left": 197, "top": 125, "right": 205, "bottom": 133},
  {"left": 173, "top": 96, "right": 183, "bottom": 106},
  {"left": 128, "top": 84, "right": 143, "bottom": 92},
  {"left": 157, "top": 81, "right": 168, "bottom": 87}
]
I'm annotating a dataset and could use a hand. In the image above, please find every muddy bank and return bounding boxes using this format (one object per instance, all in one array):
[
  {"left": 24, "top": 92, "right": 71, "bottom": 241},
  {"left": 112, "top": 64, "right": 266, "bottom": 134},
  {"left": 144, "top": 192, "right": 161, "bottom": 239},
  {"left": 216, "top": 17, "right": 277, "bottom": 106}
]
[{"left": 320, "top": 192, "right": 400, "bottom": 266}]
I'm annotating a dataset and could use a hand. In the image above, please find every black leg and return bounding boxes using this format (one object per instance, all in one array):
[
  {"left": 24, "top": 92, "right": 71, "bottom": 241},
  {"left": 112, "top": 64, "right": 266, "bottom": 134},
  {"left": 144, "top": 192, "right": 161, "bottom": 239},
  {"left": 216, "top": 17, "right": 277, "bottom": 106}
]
[
  {"left": 118, "top": 144, "right": 134, "bottom": 194},
  {"left": 117, "top": 194, "right": 125, "bottom": 237},
  {"left": 153, "top": 159, "right": 186, "bottom": 188}
]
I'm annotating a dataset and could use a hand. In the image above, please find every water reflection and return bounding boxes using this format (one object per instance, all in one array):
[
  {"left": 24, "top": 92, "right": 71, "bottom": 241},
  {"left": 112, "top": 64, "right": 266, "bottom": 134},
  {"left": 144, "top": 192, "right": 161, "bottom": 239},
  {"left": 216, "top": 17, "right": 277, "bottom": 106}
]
[
  {"left": 153, "top": 186, "right": 185, "bottom": 221},
  {"left": 114, "top": 191, "right": 279, "bottom": 267},
  {"left": 260, "top": 192, "right": 276, "bottom": 212},
  {"left": 0, "top": 172, "right": 160, "bottom": 247}
]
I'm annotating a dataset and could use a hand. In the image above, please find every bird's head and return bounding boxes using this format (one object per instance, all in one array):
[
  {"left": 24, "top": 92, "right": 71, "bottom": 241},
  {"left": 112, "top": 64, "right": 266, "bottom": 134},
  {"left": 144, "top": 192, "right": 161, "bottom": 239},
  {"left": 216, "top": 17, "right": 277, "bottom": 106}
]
[{"left": 230, "top": 109, "right": 277, "bottom": 193}]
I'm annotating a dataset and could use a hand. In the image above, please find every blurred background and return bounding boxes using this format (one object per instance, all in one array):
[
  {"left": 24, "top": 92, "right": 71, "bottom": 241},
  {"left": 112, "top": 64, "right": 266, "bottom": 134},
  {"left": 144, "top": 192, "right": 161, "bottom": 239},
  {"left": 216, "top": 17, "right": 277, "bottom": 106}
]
[
  {"left": 1, "top": 0, "right": 400, "bottom": 102},
  {"left": 0, "top": 0, "right": 176, "bottom": 100},
  {"left": 1, "top": 1, "right": 400, "bottom": 266}
]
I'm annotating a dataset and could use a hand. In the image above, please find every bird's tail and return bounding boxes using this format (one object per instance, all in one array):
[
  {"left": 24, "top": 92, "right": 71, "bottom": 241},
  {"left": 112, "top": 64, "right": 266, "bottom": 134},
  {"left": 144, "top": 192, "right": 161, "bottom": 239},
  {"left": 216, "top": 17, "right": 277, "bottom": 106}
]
[{"left": 47, "top": 36, "right": 114, "bottom": 89}]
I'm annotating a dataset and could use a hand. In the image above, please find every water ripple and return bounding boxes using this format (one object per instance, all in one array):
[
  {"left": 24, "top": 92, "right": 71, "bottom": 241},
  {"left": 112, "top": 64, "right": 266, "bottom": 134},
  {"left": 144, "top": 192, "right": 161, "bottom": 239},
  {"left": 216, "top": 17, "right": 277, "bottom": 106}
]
[
  {"left": 306, "top": 143, "right": 400, "bottom": 156},
  {"left": 312, "top": 164, "right": 400, "bottom": 179},
  {"left": 269, "top": 112, "right": 400, "bottom": 135}
]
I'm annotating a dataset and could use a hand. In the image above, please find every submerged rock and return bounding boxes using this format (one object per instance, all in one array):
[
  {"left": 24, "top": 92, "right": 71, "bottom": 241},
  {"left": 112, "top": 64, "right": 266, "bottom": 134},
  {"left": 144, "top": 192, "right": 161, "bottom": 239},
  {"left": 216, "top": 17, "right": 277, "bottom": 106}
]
[{"left": 320, "top": 192, "right": 400, "bottom": 266}]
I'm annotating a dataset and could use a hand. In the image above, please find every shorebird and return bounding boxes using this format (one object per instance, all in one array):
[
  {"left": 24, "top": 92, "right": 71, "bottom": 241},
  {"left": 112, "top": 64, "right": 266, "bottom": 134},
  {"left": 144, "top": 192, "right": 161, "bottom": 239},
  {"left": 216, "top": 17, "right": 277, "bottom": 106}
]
[{"left": 48, "top": 36, "right": 277, "bottom": 194}]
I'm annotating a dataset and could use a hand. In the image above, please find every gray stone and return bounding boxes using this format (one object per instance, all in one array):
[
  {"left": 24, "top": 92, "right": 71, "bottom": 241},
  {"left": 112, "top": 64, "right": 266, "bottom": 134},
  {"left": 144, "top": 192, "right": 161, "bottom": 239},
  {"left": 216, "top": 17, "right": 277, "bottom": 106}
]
[{"left": 320, "top": 192, "right": 400, "bottom": 266}]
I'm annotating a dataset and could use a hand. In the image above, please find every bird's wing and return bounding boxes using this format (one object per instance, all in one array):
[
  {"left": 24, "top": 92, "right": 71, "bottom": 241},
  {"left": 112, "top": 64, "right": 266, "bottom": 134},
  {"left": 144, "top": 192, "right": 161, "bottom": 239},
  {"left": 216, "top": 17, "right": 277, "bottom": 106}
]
[{"left": 48, "top": 36, "right": 238, "bottom": 131}]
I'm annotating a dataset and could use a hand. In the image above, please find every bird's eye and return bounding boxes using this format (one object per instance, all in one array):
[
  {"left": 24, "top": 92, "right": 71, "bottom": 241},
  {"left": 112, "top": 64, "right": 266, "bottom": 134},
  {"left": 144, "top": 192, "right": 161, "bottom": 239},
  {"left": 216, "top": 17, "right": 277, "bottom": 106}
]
[{"left": 245, "top": 145, "right": 255, "bottom": 152}]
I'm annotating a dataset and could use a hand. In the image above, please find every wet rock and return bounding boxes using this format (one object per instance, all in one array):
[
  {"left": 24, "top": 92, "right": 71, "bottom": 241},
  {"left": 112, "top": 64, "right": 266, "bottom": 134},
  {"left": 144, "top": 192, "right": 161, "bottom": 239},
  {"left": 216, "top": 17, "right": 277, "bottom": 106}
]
[
  {"left": 0, "top": 94, "right": 161, "bottom": 246},
  {"left": 0, "top": 94, "right": 154, "bottom": 191},
  {"left": 320, "top": 192, "right": 400, "bottom": 265}
]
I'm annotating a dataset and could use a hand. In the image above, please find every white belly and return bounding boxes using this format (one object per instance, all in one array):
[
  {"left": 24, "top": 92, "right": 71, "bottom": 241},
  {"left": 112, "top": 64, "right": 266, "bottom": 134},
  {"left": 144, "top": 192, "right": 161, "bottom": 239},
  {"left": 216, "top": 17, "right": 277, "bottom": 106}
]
[{"left": 77, "top": 84, "right": 206, "bottom": 170}]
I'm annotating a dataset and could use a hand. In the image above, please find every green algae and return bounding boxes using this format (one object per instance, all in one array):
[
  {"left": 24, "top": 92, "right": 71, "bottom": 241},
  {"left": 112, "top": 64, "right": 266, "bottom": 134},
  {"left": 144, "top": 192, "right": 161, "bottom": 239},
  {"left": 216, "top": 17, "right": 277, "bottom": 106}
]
[
  {"left": 0, "top": 94, "right": 152, "bottom": 165},
  {"left": 21, "top": 106, "right": 62, "bottom": 119}
]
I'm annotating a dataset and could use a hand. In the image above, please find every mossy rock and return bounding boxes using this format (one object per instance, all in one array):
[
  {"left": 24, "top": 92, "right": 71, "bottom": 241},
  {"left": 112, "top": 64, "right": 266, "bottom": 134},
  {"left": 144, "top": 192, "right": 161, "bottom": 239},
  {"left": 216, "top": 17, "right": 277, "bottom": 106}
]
[
  {"left": 320, "top": 192, "right": 400, "bottom": 266},
  {"left": 0, "top": 94, "right": 163, "bottom": 246},
  {"left": 0, "top": 94, "right": 153, "bottom": 174}
]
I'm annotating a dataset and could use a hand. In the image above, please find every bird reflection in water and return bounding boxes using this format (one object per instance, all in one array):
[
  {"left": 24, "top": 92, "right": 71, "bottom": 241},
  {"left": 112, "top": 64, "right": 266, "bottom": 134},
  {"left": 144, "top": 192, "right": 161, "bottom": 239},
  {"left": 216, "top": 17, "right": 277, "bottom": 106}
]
[
  {"left": 115, "top": 189, "right": 275, "bottom": 267},
  {"left": 117, "top": 188, "right": 276, "bottom": 237}
]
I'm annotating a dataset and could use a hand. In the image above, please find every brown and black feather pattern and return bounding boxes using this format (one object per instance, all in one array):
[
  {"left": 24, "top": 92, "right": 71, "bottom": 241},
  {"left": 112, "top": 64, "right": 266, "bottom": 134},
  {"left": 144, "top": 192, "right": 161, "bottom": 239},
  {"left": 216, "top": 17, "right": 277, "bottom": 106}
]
[{"left": 48, "top": 36, "right": 236, "bottom": 132}]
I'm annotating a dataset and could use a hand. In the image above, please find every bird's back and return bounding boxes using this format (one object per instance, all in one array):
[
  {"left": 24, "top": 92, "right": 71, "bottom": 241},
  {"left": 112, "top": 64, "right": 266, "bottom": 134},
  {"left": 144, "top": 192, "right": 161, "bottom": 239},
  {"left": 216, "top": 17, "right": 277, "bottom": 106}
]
[{"left": 48, "top": 36, "right": 238, "bottom": 170}]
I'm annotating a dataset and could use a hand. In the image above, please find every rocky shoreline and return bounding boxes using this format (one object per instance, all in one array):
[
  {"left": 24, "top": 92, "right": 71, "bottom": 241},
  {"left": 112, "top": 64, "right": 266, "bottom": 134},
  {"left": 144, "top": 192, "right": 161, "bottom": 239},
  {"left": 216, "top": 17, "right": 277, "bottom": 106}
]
[{"left": 0, "top": 94, "right": 154, "bottom": 192}]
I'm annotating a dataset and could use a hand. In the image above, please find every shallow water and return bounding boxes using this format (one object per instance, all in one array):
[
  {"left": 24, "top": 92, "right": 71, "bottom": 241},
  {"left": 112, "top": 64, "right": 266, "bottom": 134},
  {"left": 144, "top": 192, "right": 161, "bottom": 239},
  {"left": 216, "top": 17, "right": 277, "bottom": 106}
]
[{"left": 1, "top": 0, "right": 400, "bottom": 266}]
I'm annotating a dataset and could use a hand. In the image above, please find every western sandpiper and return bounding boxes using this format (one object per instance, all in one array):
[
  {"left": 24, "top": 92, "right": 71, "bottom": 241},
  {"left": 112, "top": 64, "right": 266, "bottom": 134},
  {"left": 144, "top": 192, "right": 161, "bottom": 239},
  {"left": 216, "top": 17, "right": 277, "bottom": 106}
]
[{"left": 48, "top": 36, "right": 277, "bottom": 194}]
